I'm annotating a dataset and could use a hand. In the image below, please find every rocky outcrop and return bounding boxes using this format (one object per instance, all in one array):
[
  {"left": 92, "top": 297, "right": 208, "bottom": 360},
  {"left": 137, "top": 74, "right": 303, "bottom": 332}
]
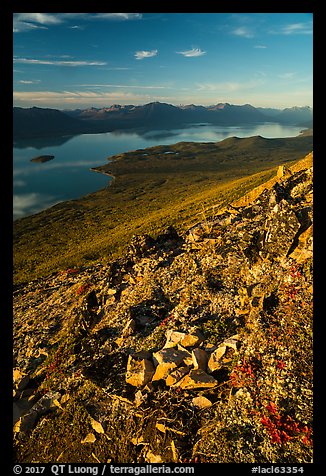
[
  {"left": 13, "top": 153, "right": 313, "bottom": 464},
  {"left": 14, "top": 391, "right": 61, "bottom": 436},
  {"left": 124, "top": 330, "right": 240, "bottom": 389},
  {"left": 125, "top": 353, "right": 155, "bottom": 387}
]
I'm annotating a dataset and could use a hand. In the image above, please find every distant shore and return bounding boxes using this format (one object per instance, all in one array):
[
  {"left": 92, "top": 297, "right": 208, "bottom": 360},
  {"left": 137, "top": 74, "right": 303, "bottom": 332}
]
[{"left": 90, "top": 167, "right": 115, "bottom": 185}]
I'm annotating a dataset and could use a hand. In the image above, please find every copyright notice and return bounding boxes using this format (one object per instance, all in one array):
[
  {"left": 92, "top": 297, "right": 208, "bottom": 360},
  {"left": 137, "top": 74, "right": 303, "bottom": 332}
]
[
  {"left": 13, "top": 467, "right": 100, "bottom": 475},
  {"left": 13, "top": 465, "right": 195, "bottom": 476}
]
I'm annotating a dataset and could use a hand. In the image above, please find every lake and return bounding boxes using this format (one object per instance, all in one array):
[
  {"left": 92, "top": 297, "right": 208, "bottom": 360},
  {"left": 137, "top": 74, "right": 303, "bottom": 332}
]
[{"left": 13, "top": 122, "right": 306, "bottom": 220}]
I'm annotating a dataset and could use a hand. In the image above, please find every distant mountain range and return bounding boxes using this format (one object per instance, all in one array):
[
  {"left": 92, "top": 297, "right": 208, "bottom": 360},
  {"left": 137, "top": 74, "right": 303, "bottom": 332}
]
[
  {"left": 13, "top": 102, "right": 313, "bottom": 139},
  {"left": 13, "top": 106, "right": 92, "bottom": 139}
]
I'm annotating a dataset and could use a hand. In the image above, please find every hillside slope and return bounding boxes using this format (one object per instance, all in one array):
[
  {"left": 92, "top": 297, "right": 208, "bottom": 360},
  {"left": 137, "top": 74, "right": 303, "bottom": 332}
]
[
  {"left": 13, "top": 134, "right": 313, "bottom": 285},
  {"left": 13, "top": 153, "right": 313, "bottom": 463}
]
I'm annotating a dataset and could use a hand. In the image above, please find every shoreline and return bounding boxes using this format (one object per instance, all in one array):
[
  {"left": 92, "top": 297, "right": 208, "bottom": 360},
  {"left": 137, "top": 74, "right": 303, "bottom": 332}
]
[
  {"left": 14, "top": 130, "right": 312, "bottom": 222},
  {"left": 90, "top": 167, "right": 116, "bottom": 186},
  {"left": 14, "top": 134, "right": 313, "bottom": 285}
]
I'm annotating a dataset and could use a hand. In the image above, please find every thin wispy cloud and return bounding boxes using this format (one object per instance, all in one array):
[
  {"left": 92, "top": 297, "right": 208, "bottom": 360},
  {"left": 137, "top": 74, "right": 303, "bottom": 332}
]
[
  {"left": 13, "top": 22, "right": 48, "bottom": 33},
  {"left": 13, "top": 90, "right": 155, "bottom": 106},
  {"left": 94, "top": 13, "right": 142, "bottom": 21},
  {"left": 232, "top": 27, "right": 254, "bottom": 39},
  {"left": 176, "top": 48, "right": 206, "bottom": 57},
  {"left": 63, "top": 13, "right": 143, "bottom": 22},
  {"left": 14, "top": 13, "right": 62, "bottom": 24},
  {"left": 196, "top": 79, "right": 263, "bottom": 92},
  {"left": 13, "top": 57, "right": 107, "bottom": 67},
  {"left": 99, "top": 67, "right": 131, "bottom": 71},
  {"left": 281, "top": 22, "right": 312, "bottom": 35},
  {"left": 13, "top": 13, "right": 143, "bottom": 33},
  {"left": 255, "top": 71, "right": 267, "bottom": 78},
  {"left": 134, "top": 50, "right": 158, "bottom": 60},
  {"left": 254, "top": 45, "right": 267, "bottom": 49},
  {"left": 278, "top": 72, "right": 296, "bottom": 79},
  {"left": 77, "top": 83, "right": 171, "bottom": 90},
  {"left": 13, "top": 13, "right": 61, "bottom": 32},
  {"left": 270, "top": 22, "right": 313, "bottom": 36},
  {"left": 228, "top": 14, "right": 253, "bottom": 24},
  {"left": 17, "top": 79, "right": 41, "bottom": 84}
]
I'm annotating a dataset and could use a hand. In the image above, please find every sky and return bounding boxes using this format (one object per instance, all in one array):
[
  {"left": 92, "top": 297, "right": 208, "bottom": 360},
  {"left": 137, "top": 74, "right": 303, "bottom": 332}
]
[{"left": 13, "top": 12, "right": 313, "bottom": 110}]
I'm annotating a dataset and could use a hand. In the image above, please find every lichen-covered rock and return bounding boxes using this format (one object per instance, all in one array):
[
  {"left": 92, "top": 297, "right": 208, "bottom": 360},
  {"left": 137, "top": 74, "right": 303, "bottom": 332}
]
[
  {"left": 289, "top": 224, "right": 313, "bottom": 263},
  {"left": 151, "top": 346, "right": 190, "bottom": 381},
  {"left": 224, "top": 337, "right": 240, "bottom": 352},
  {"left": 263, "top": 199, "right": 301, "bottom": 259},
  {"left": 192, "top": 396, "right": 213, "bottom": 409},
  {"left": 163, "top": 330, "right": 187, "bottom": 348},
  {"left": 176, "top": 369, "right": 218, "bottom": 389},
  {"left": 14, "top": 412, "right": 37, "bottom": 435},
  {"left": 152, "top": 362, "right": 178, "bottom": 381},
  {"left": 14, "top": 391, "right": 61, "bottom": 436},
  {"left": 15, "top": 374, "right": 30, "bottom": 392},
  {"left": 144, "top": 450, "right": 163, "bottom": 463},
  {"left": 152, "top": 348, "right": 189, "bottom": 367},
  {"left": 128, "top": 234, "right": 155, "bottom": 259},
  {"left": 126, "top": 355, "right": 155, "bottom": 387},
  {"left": 192, "top": 348, "right": 208, "bottom": 370},
  {"left": 165, "top": 366, "right": 191, "bottom": 386},
  {"left": 180, "top": 329, "right": 205, "bottom": 348},
  {"left": 207, "top": 345, "right": 227, "bottom": 373}
]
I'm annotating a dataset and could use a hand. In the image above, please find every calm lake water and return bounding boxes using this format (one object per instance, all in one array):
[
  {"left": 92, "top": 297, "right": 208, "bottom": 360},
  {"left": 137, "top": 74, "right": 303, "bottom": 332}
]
[{"left": 13, "top": 122, "right": 305, "bottom": 220}]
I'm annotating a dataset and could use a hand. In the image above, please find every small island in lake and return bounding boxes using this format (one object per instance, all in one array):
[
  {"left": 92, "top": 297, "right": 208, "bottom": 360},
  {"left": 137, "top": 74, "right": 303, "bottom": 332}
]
[{"left": 30, "top": 155, "right": 55, "bottom": 163}]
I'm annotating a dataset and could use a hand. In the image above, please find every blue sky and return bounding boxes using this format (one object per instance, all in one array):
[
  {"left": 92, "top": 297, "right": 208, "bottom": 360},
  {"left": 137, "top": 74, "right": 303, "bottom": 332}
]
[{"left": 13, "top": 12, "right": 313, "bottom": 109}]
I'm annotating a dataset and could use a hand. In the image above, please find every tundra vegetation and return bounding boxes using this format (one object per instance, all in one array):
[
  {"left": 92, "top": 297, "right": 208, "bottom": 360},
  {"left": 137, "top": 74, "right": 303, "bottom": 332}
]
[{"left": 13, "top": 134, "right": 313, "bottom": 464}]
